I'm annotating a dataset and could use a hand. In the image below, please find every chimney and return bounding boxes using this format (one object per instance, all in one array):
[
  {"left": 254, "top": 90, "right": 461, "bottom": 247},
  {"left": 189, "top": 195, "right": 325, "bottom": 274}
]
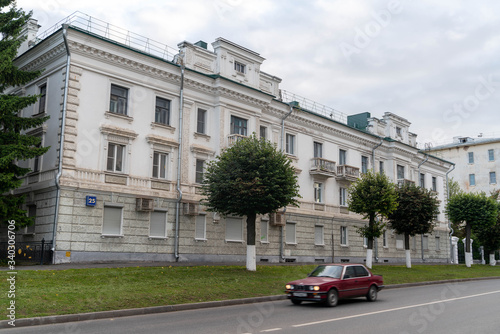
[{"left": 17, "top": 18, "right": 40, "bottom": 56}]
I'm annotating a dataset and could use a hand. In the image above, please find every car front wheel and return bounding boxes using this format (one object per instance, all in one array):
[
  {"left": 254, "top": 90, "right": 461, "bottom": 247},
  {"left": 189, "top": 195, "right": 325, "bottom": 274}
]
[
  {"left": 366, "top": 285, "right": 378, "bottom": 302},
  {"left": 326, "top": 289, "right": 338, "bottom": 307}
]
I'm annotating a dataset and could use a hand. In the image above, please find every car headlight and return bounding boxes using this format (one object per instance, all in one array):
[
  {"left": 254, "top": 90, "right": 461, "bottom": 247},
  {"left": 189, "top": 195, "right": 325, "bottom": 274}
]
[
  {"left": 313, "top": 286, "right": 320, "bottom": 291},
  {"left": 286, "top": 284, "right": 293, "bottom": 290}
]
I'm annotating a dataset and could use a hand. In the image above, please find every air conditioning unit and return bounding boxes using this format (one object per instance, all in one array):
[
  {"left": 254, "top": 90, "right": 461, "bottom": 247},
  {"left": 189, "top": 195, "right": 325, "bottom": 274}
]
[
  {"left": 136, "top": 198, "right": 154, "bottom": 211},
  {"left": 183, "top": 202, "right": 199, "bottom": 216},
  {"left": 270, "top": 212, "right": 285, "bottom": 226}
]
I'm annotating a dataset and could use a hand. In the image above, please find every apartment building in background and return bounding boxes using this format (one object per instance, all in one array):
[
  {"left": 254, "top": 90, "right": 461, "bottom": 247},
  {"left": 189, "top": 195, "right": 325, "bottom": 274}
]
[{"left": 4, "top": 13, "right": 453, "bottom": 264}]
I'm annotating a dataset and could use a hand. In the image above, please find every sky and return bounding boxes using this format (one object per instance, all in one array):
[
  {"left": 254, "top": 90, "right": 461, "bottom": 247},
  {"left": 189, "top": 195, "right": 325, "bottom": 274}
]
[{"left": 17, "top": 0, "right": 500, "bottom": 147}]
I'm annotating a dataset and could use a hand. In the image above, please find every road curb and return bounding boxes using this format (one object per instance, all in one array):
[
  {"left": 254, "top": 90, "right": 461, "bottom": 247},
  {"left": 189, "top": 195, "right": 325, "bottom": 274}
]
[{"left": 2, "top": 276, "right": 500, "bottom": 329}]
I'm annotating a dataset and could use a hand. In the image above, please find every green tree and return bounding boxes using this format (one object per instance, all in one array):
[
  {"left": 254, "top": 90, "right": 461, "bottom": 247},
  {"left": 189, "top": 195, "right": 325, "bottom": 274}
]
[
  {"left": 476, "top": 198, "right": 500, "bottom": 266},
  {"left": 0, "top": 0, "right": 49, "bottom": 229},
  {"left": 387, "top": 184, "right": 440, "bottom": 268},
  {"left": 202, "top": 135, "right": 300, "bottom": 271},
  {"left": 446, "top": 192, "right": 498, "bottom": 267},
  {"left": 347, "top": 170, "right": 398, "bottom": 268}
]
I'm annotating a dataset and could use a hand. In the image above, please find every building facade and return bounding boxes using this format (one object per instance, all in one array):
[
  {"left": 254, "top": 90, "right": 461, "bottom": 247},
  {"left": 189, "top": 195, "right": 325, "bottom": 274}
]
[
  {"left": 429, "top": 136, "right": 500, "bottom": 195},
  {"left": 5, "top": 14, "right": 453, "bottom": 264}
]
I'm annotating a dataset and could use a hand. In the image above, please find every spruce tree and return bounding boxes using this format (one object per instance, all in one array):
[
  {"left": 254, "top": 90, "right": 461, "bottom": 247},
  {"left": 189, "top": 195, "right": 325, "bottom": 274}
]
[{"left": 0, "top": 0, "right": 49, "bottom": 229}]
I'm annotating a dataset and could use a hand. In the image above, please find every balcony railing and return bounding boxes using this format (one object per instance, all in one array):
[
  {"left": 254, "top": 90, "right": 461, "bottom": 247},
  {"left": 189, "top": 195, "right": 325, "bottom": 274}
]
[
  {"left": 227, "top": 133, "right": 248, "bottom": 147},
  {"left": 310, "top": 158, "right": 336, "bottom": 177},
  {"left": 397, "top": 179, "right": 416, "bottom": 187},
  {"left": 336, "top": 165, "right": 360, "bottom": 182}
]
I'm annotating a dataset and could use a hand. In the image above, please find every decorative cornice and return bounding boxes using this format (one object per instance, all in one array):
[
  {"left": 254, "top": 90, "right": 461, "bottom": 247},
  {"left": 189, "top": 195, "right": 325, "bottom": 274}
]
[
  {"left": 146, "top": 134, "right": 179, "bottom": 147},
  {"left": 100, "top": 124, "right": 138, "bottom": 139},
  {"left": 20, "top": 43, "right": 67, "bottom": 72},
  {"left": 190, "top": 144, "right": 215, "bottom": 156}
]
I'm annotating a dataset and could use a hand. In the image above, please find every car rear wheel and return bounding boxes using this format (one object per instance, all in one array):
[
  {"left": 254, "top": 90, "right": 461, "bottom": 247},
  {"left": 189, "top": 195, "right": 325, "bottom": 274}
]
[
  {"left": 291, "top": 299, "right": 302, "bottom": 305},
  {"left": 366, "top": 285, "right": 378, "bottom": 302},
  {"left": 326, "top": 289, "right": 338, "bottom": 307}
]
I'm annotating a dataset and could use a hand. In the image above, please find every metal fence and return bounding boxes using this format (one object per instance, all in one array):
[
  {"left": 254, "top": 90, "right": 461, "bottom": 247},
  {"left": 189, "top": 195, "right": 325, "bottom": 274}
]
[{"left": 0, "top": 239, "right": 53, "bottom": 265}]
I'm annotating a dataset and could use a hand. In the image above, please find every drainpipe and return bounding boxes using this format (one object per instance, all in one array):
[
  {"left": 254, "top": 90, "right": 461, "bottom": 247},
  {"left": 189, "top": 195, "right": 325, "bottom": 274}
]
[
  {"left": 279, "top": 103, "right": 294, "bottom": 261},
  {"left": 174, "top": 53, "right": 185, "bottom": 262},
  {"left": 418, "top": 153, "right": 429, "bottom": 262},
  {"left": 446, "top": 164, "right": 456, "bottom": 263},
  {"left": 51, "top": 24, "right": 71, "bottom": 264},
  {"left": 371, "top": 138, "right": 383, "bottom": 262}
]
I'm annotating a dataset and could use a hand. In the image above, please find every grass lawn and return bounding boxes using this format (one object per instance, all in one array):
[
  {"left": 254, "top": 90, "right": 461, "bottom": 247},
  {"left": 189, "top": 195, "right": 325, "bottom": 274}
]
[{"left": 1, "top": 264, "right": 499, "bottom": 320}]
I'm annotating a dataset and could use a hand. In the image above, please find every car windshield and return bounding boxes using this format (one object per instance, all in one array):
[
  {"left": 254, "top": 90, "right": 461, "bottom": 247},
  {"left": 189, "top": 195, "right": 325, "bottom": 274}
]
[{"left": 309, "top": 265, "right": 343, "bottom": 278}]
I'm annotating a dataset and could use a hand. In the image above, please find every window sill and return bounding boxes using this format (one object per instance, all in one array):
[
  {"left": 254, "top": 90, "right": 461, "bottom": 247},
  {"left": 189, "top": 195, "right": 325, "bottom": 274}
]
[
  {"left": 195, "top": 238, "right": 207, "bottom": 242},
  {"left": 260, "top": 241, "right": 269, "bottom": 244},
  {"left": 225, "top": 240, "right": 244, "bottom": 243},
  {"left": 315, "top": 244, "right": 325, "bottom": 247},
  {"left": 340, "top": 244, "right": 349, "bottom": 248},
  {"left": 32, "top": 112, "right": 47, "bottom": 118},
  {"left": 285, "top": 242, "right": 297, "bottom": 246},
  {"left": 101, "top": 235, "right": 124, "bottom": 238},
  {"left": 194, "top": 132, "right": 211, "bottom": 142},
  {"left": 105, "top": 111, "right": 134, "bottom": 123},
  {"left": 148, "top": 236, "right": 168, "bottom": 240},
  {"left": 151, "top": 122, "right": 175, "bottom": 134}
]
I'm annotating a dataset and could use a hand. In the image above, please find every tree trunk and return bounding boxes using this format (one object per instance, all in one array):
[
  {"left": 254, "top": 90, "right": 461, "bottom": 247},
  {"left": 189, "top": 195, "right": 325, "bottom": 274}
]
[
  {"left": 366, "top": 214, "right": 374, "bottom": 268},
  {"left": 465, "top": 223, "right": 472, "bottom": 268},
  {"left": 246, "top": 213, "right": 257, "bottom": 271},
  {"left": 405, "top": 233, "right": 411, "bottom": 268}
]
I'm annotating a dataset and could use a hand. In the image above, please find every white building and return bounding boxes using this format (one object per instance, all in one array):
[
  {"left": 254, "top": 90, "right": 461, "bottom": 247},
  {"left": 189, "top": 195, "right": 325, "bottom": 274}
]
[
  {"left": 429, "top": 136, "right": 500, "bottom": 195},
  {"left": 4, "top": 13, "right": 453, "bottom": 264}
]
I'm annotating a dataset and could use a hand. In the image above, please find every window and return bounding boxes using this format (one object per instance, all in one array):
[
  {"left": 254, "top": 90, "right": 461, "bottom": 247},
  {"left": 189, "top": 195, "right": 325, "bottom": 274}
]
[
  {"left": 314, "top": 182, "right": 323, "bottom": 203},
  {"left": 432, "top": 176, "right": 437, "bottom": 191},
  {"left": 195, "top": 215, "right": 206, "bottom": 240},
  {"left": 488, "top": 149, "right": 495, "bottom": 161},
  {"left": 285, "top": 134, "right": 295, "bottom": 155},
  {"left": 396, "top": 234, "right": 404, "bottom": 249},
  {"left": 226, "top": 218, "right": 243, "bottom": 242},
  {"left": 313, "top": 142, "right": 323, "bottom": 158},
  {"left": 260, "top": 219, "right": 268, "bottom": 243},
  {"left": 195, "top": 159, "right": 205, "bottom": 184},
  {"left": 396, "top": 126, "right": 402, "bottom": 136},
  {"left": 109, "top": 84, "right": 128, "bottom": 115},
  {"left": 490, "top": 172, "right": 497, "bottom": 184},
  {"left": 419, "top": 173, "right": 425, "bottom": 188},
  {"left": 38, "top": 84, "right": 47, "bottom": 114},
  {"left": 422, "top": 235, "right": 429, "bottom": 250},
  {"left": 435, "top": 236, "right": 440, "bottom": 251},
  {"left": 379, "top": 161, "right": 384, "bottom": 174},
  {"left": 339, "top": 149, "right": 346, "bottom": 165},
  {"left": 397, "top": 165, "right": 405, "bottom": 180},
  {"left": 339, "top": 187, "right": 347, "bottom": 206},
  {"left": 197, "top": 108, "right": 207, "bottom": 134},
  {"left": 340, "top": 226, "right": 348, "bottom": 246},
  {"left": 361, "top": 156, "right": 369, "bottom": 173},
  {"left": 260, "top": 126, "right": 267, "bottom": 140},
  {"left": 107, "top": 143, "right": 125, "bottom": 172},
  {"left": 286, "top": 222, "right": 296, "bottom": 244},
  {"left": 315, "top": 225, "right": 324, "bottom": 245},
  {"left": 230, "top": 115, "right": 247, "bottom": 136},
  {"left": 32, "top": 138, "right": 42, "bottom": 172},
  {"left": 102, "top": 206, "right": 122, "bottom": 235},
  {"left": 468, "top": 152, "right": 474, "bottom": 164},
  {"left": 363, "top": 237, "right": 368, "bottom": 248},
  {"left": 234, "top": 61, "right": 246, "bottom": 74},
  {"left": 155, "top": 97, "right": 170, "bottom": 125},
  {"left": 25, "top": 205, "right": 36, "bottom": 234},
  {"left": 152, "top": 152, "right": 168, "bottom": 179},
  {"left": 469, "top": 174, "right": 476, "bottom": 186},
  {"left": 354, "top": 265, "right": 369, "bottom": 277},
  {"left": 150, "top": 211, "right": 167, "bottom": 238},
  {"left": 383, "top": 230, "right": 388, "bottom": 247}
]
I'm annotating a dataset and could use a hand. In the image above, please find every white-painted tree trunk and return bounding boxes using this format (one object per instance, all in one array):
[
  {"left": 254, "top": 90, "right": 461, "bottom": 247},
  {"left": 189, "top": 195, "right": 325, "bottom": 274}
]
[
  {"left": 465, "top": 251, "right": 472, "bottom": 267},
  {"left": 490, "top": 253, "right": 496, "bottom": 266},
  {"left": 246, "top": 245, "right": 256, "bottom": 271},
  {"left": 366, "top": 249, "right": 373, "bottom": 269},
  {"left": 405, "top": 249, "right": 412, "bottom": 269}
]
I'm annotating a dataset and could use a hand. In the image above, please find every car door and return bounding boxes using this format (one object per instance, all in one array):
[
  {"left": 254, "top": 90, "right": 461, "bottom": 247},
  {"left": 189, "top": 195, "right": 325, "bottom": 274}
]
[
  {"left": 351, "top": 265, "right": 371, "bottom": 297},
  {"left": 339, "top": 266, "right": 358, "bottom": 298}
]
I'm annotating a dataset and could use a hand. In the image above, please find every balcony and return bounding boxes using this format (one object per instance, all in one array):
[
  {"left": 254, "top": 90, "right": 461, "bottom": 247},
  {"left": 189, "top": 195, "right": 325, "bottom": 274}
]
[
  {"left": 309, "top": 158, "right": 336, "bottom": 178},
  {"left": 227, "top": 133, "right": 248, "bottom": 147},
  {"left": 397, "top": 179, "right": 416, "bottom": 187},
  {"left": 336, "top": 165, "right": 360, "bottom": 182}
]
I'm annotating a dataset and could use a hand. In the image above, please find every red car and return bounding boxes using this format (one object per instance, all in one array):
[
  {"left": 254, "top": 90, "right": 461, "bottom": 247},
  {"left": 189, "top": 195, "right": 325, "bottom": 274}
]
[{"left": 285, "top": 263, "right": 384, "bottom": 307}]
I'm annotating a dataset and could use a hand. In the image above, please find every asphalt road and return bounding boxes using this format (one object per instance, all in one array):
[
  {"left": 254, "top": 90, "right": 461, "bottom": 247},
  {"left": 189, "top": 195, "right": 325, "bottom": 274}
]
[{"left": 5, "top": 279, "right": 500, "bottom": 334}]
